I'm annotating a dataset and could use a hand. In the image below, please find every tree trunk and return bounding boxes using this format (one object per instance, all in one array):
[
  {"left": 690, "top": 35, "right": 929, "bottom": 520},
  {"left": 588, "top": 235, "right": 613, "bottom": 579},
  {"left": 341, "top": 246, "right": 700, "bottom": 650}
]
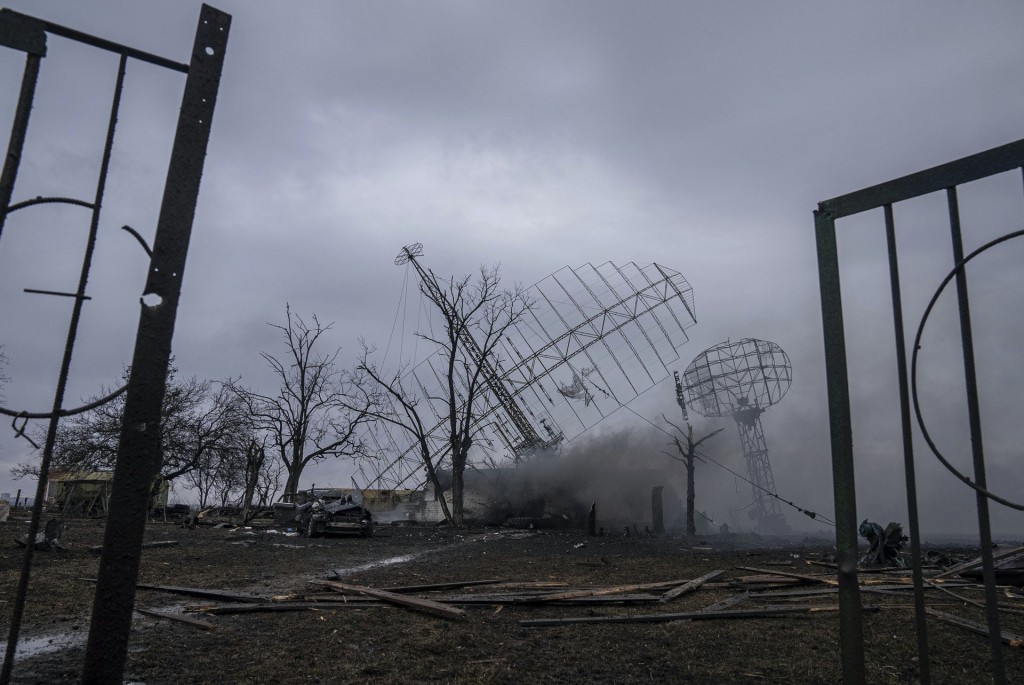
[
  {"left": 451, "top": 450, "right": 466, "bottom": 526},
  {"left": 686, "top": 454, "right": 696, "bottom": 537},
  {"left": 418, "top": 439, "right": 454, "bottom": 524},
  {"left": 283, "top": 467, "right": 302, "bottom": 497},
  {"left": 240, "top": 442, "right": 263, "bottom": 523}
]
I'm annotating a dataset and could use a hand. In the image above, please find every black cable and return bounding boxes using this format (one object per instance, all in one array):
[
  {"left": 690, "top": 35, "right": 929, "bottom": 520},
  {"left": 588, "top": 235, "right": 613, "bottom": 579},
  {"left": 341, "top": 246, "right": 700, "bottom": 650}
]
[{"left": 619, "top": 401, "right": 835, "bottom": 527}]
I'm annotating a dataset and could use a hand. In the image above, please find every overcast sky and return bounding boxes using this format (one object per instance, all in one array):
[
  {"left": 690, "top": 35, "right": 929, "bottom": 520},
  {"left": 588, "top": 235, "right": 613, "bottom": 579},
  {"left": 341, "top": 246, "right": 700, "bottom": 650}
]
[{"left": 1, "top": 1, "right": 1022, "bottom": 535}]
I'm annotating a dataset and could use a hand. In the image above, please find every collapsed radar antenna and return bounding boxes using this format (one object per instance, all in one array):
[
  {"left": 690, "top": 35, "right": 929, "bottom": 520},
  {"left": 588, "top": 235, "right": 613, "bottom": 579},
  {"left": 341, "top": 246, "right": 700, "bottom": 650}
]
[
  {"left": 362, "top": 246, "right": 698, "bottom": 490},
  {"left": 680, "top": 338, "right": 792, "bottom": 535}
]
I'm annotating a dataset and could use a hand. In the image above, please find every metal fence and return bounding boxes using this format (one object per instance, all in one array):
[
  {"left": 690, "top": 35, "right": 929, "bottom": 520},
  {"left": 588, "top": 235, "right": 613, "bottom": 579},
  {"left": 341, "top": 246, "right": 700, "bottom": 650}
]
[{"left": 815, "top": 139, "right": 1024, "bottom": 684}]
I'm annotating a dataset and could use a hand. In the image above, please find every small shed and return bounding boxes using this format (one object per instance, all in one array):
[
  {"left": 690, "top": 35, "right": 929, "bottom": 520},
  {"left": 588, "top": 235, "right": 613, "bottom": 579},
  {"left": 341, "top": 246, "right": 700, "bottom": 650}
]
[{"left": 46, "top": 471, "right": 168, "bottom": 517}]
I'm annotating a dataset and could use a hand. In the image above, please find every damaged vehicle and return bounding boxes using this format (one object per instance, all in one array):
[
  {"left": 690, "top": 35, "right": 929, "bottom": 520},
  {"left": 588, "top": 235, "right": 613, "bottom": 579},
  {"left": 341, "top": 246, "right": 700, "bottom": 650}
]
[{"left": 272, "top": 489, "right": 373, "bottom": 538}]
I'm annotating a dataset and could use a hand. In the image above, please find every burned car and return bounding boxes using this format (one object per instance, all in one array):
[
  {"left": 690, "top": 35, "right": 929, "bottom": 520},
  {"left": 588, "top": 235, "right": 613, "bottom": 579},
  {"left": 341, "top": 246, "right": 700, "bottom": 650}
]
[{"left": 272, "top": 488, "right": 372, "bottom": 537}]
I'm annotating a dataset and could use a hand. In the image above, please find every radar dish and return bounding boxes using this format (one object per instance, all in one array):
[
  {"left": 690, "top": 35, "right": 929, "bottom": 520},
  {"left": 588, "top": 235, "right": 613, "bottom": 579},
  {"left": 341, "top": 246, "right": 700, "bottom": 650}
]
[
  {"left": 682, "top": 338, "right": 791, "bottom": 418},
  {"left": 394, "top": 243, "right": 423, "bottom": 265},
  {"left": 679, "top": 337, "right": 792, "bottom": 535}
]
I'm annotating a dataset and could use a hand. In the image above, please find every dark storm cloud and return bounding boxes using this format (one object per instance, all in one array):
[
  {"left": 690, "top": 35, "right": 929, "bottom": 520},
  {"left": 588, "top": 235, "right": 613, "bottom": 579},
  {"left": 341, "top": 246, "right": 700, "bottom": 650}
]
[{"left": 0, "top": 1, "right": 1022, "bottom": 535}]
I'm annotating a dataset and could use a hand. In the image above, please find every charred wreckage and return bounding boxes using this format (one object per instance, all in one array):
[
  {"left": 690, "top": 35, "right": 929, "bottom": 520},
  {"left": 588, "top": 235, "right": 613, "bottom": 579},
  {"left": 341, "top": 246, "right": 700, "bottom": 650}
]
[{"left": 272, "top": 489, "right": 373, "bottom": 538}]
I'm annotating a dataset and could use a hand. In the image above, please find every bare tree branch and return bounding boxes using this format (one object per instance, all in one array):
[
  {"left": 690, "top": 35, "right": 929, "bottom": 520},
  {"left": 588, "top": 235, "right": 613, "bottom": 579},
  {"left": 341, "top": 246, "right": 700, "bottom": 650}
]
[{"left": 227, "top": 305, "right": 374, "bottom": 496}]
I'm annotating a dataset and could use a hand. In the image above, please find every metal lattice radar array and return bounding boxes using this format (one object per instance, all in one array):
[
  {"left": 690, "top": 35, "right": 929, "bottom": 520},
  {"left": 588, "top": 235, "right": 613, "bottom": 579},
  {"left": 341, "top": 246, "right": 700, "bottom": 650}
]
[
  {"left": 682, "top": 338, "right": 792, "bottom": 535},
  {"left": 358, "top": 248, "right": 697, "bottom": 490},
  {"left": 682, "top": 338, "right": 791, "bottom": 418}
]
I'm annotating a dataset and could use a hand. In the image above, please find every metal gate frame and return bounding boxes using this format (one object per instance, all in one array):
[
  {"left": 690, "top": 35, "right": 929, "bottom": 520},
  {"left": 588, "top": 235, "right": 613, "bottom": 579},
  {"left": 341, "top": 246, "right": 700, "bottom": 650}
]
[
  {"left": 815, "top": 138, "right": 1024, "bottom": 685},
  {"left": 0, "top": 6, "right": 229, "bottom": 683}
]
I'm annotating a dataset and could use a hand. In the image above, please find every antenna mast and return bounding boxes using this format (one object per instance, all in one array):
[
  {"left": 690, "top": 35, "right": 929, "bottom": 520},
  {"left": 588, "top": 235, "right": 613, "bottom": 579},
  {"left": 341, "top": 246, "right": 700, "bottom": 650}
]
[{"left": 396, "top": 243, "right": 544, "bottom": 455}]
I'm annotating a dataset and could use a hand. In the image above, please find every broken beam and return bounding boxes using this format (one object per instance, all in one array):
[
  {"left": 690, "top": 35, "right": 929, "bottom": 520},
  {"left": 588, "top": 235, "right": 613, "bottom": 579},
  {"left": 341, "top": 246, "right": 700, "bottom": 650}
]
[
  {"left": 926, "top": 608, "right": 1024, "bottom": 647},
  {"left": 660, "top": 570, "right": 725, "bottom": 603},
  {"left": 521, "top": 605, "right": 877, "bottom": 627},
  {"left": 316, "top": 580, "right": 466, "bottom": 620},
  {"left": 135, "top": 607, "right": 214, "bottom": 630},
  {"left": 134, "top": 582, "right": 265, "bottom": 603},
  {"left": 523, "top": 579, "right": 691, "bottom": 603},
  {"left": 735, "top": 566, "right": 838, "bottom": 587}
]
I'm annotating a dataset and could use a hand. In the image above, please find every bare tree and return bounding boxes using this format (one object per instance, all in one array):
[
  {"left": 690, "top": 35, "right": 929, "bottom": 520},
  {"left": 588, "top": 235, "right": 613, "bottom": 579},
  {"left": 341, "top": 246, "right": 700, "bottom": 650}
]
[
  {"left": 234, "top": 435, "right": 285, "bottom": 521},
  {"left": 353, "top": 342, "right": 454, "bottom": 524},
  {"left": 663, "top": 417, "right": 723, "bottom": 536},
  {"left": 229, "top": 305, "right": 374, "bottom": 496},
  {"left": 11, "top": 368, "right": 249, "bottom": 506},
  {"left": 359, "top": 264, "right": 532, "bottom": 525}
]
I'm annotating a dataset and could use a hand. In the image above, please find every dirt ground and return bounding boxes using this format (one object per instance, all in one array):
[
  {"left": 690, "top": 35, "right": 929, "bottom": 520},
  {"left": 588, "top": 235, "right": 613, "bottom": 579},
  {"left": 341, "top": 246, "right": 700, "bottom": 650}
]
[{"left": 0, "top": 517, "right": 1022, "bottom": 684}]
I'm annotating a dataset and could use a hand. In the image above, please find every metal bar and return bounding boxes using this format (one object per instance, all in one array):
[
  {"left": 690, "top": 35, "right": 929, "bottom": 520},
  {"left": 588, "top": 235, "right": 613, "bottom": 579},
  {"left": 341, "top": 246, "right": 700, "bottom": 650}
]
[
  {"left": 81, "top": 6, "right": 229, "bottom": 683},
  {"left": 22, "top": 288, "right": 91, "bottom": 299},
  {"left": 946, "top": 186, "right": 1005, "bottom": 683},
  {"left": 813, "top": 207, "right": 865, "bottom": 685},
  {"left": 820, "top": 139, "right": 1024, "bottom": 219},
  {"left": 0, "top": 52, "right": 42, "bottom": 242},
  {"left": 883, "top": 203, "right": 930, "bottom": 684},
  {"left": 0, "top": 50, "right": 127, "bottom": 685},
  {"left": 0, "top": 8, "right": 188, "bottom": 73}
]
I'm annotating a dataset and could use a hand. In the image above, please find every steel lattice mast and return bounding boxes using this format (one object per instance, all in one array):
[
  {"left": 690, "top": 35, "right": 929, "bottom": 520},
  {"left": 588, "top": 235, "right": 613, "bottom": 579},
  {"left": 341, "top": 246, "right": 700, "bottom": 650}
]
[
  {"left": 681, "top": 338, "right": 792, "bottom": 535},
  {"left": 395, "top": 243, "right": 545, "bottom": 455},
  {"left": 732, "top": 400, "right": 784, "bottom": 524}
]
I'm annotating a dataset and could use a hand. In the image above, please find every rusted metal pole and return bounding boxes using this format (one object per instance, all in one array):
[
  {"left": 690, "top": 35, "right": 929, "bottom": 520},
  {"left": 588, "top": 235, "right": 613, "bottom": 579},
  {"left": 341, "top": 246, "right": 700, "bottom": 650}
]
[
  {"left": 814, "top": 206, "right": 864, "bottom": 685},
  {"left": 80, "top": 6, "right": 229, "bottom": 684},
  {"left": 0, "top": 11, "right": 46, "bottom": 242},
  {"left": 883, "top": 203, "right": 931, "bottom": 684},
  {"left": 946, "top": 187, "right": 1005, "bottom": 684}
]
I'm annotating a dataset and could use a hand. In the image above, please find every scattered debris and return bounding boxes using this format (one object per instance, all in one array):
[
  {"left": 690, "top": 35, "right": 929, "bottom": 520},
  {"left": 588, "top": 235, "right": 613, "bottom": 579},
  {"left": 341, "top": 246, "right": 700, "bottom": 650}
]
[
  {"left": 16, "top": 519, "right": 66, "bottom": 551},
  {"left": 90, "top": 540, "right": 178, "bottom": 554},
  {"left": 135, "top": 607, "right": 215, "bottom": 631},
  {"left": 131, "top": 582, "right": 265, "bottom": 603},
  {"left": 520, "top": 605, "right": 875, "bottom": 628},
  {"left": 858, "top": 520, "right": 907, "bottom": 567},
  {"left": 936, "top": 546, "right": 1024, "bottom": 586},
  {"left": 660, "top": 570, "right": 726, "bottom": 603},
  {"left": 925, "top": 608, "right": 1024, "bottom": 647},
  {"left": 315, "top": 579, "right": 467, "bottom": 620},
  {"left": 273, "top": 488, "right": 373, "bottom": 538}
]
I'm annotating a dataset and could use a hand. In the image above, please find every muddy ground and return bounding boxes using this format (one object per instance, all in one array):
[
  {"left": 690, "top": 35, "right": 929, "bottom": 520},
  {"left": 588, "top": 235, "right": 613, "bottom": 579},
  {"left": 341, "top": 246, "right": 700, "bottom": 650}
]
[{"left": 0, "top": 517, "right": 1022, "bottom": 684}]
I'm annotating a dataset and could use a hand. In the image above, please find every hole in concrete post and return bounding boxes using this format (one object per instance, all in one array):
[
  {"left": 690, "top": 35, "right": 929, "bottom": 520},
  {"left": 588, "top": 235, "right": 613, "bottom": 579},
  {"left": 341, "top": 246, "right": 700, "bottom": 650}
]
[
  {"left": 141, "top": 293, "right": 163, "bottom": 308},
  {"left": 205, "top": 46, "right": 215, "bottom": 56}
]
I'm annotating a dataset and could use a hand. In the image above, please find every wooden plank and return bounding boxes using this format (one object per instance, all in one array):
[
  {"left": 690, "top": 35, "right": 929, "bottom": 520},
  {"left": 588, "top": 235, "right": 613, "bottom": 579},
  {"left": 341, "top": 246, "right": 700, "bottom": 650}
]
[
  {"left": 316, "top": 579, "right": 466, "bottom": 620},
  {"left": 660, "top": 570, "right": 726, "bottom": 603},
  {"left": 925, "top": 608, "right": 1024, "bottom": 647},
  {"left": 442, "top": 593, "right": 663, "bottom": 605},
  {"left": 524, "top": 580, "right": 693, "bottom": 603},
  {"left": 90, "top": 540, "right": 180, "bottom": 554},
  {"left": 132, "top": 582, "right": 266, "bottom": 603},
  {"left": 696, "top": 592, "right": 749, "bottom": 613},
  {"left": 933, "top": 546, "right": 1024, "bottom": 580},
  {"left": 750, "top": 588, "right": 838, "bottom": 599},
  {"left": 378, "top": 578, "right": 506, "bottom": 593},
  {"left": 135, "top": 607, "right": 215, "bottom": 630},
  {"left": 521, "top": 606, "right": 838, "bottom": 627},
  {"left": 735, "top": 566, "right": 838, "bottom": 587},
  {"left": 199, "top": 602, "right": 384, "bottom": 615},
  {"left": 484, "top": 582, "right": 569, "bottom": 591},
  {"left": 924, "top": 580, "right": 1024, "bottom": 616}
]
